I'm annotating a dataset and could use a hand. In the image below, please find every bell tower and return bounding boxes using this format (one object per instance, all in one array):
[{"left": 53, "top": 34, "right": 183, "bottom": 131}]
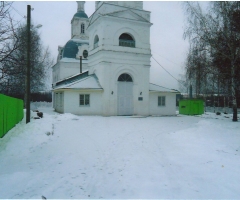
[
  {"left": 87, "top": 1, "right": 152, "bottom": 116},
  {"left": 71, "top": 1, "right": 89, "bottom": 40}
]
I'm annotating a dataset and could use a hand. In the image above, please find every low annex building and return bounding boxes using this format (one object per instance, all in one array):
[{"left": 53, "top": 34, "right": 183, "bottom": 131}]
[{"left": 52, "top": 1, "right": 179, "bottom": 116}]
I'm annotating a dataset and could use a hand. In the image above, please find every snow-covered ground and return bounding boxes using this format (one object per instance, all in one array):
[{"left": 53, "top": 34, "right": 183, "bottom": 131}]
[{"left": 0, "top": 103, "right": 240, "bottom": 199}]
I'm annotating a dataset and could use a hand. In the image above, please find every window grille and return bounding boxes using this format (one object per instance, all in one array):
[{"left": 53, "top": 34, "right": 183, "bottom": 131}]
[
  {"left": 119, "top": 33, "right": 135, "bottom": 48},
  {"left": 119, "top": 39, "right": 135, "bottom": 47},
  {"left": 80, "top": 94, "right": 90, "bottom": 106},
  {"left": 81, "top": 23, "right": 85, "bottom": 33}
]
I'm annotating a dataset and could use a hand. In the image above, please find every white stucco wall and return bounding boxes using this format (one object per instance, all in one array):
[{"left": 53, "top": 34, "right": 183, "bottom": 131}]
[
  {"left": 93, "top": 3, "right": 149, "bottom": 22},
  {"left": 52, "top": 61, "right": 88, "bottom": 84},
  {"left": 71, "top": 18, "right": 89, "bottom": 40},
  {"left": 95, "top": 2, "right": 143, "bottom": 11},
  {"left": 86, "top": 61, "right": 150, "bottom": 116},
  {"left": 63, "top": 90, "right": 103, "bottom": 115},
  {"left": 88, "top": 18, "right": 151, "bottom": 58},
  {"left": 52, "top": 63, "right": 60, "bottom": 84},
  {"left": 149, "top": 92, "right": 177, "bottom": 116},
  {"left": 60, "top": 62, "right": 87, "bottom": 80}
]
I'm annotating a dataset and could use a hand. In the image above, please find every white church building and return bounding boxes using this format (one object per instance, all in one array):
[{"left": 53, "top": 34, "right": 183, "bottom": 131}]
[{"left": 52, "top": 1, "right": 179, "bottom": 116}]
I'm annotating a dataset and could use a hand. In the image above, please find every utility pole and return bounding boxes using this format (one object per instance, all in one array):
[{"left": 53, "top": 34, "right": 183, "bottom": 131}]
[
  {"left": 231, "top": 62, "right": 238, "bottom": 121},
  {"left": 26, "top": 5, "right": 31, "bottom": 123}
]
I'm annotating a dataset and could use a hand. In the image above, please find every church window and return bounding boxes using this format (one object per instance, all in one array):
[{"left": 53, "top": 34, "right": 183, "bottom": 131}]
[
  {"left": 119, "top": 33, "right": 135, "bottom": 48},
  {"left": 118, "top": 73, "right": 133, "bottom": 82},
  {"left": 83, "top": 50, "right": 88, "bottom": 58},
  {"left": 94, "top": 35, "right": 99, "bottom": 49},
  {"left": 81, "top": 23, "right": 85, "bottom": 33},
  {"left": 158, "top": 96, "right": 166, "bottom": 106},
  {"left": 79, "top": 94, "right": 90, "bottom": 106}
]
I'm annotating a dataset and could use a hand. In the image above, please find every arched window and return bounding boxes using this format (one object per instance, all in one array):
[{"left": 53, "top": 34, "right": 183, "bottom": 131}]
[
  {"left": 119, "top": 33, "right": 135, "bottom": 48},
  {"left": 81, "top": 23, "right": 85, "bottom": 33},
  {"left": 118, "top": 73, "right": 133, "bottom": 82},
  {"left": 94, "top": 35, "right": 99, "bottom": 49}
]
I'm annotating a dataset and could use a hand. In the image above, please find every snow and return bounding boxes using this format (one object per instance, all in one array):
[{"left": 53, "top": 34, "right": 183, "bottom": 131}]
[
  {"left": 0, "top": 104, "right": 240, "bottom": 199},
  {"left": 55, "top": 70, "right": 88, "bottom": 84},
  {"left": 149, "top": 83, "right": 179, "bottom": 93}
]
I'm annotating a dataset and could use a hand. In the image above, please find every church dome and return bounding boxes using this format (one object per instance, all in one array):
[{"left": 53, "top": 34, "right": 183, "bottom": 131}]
[
  {"left": 73, "top": 11, "right": 88, "bottom": 19},
  {"left": 62, "top": 39, "right": 88, "bottom": 58}
]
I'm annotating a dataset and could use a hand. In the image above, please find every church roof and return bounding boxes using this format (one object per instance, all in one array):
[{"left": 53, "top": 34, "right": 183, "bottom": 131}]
[
  {"left": 149, "top": 83, "right": 180, "bottom": 93},
  {"left": 54, "top": 71, "right": 103, "bottom": 90},
  {"left": 73, "top": 11, "right": 88, "bottom": 19},
  {"left": 62, "top": 39, "right": 89, "bottom": 59}
]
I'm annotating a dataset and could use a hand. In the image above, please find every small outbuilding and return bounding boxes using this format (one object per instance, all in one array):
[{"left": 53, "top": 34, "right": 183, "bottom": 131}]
[{"left": 179, "top": 99, "right": 204, "bottom": 115}]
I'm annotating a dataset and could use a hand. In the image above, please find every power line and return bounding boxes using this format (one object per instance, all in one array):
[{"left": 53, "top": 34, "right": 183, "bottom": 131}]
[
  {"left": 8, "top": 3, "right": 27, "bottom": 28},
  {"left": 0, "top": 3, "right": 26, "bottom": 31},
  {"left": 10, "top": 4, "right": 25, "bottom": 19},
  {"left": 152, "top": 56, "right": 179, "bottom": 82},
  {"left": 152, "top": 50, "right": 180, "bottom": 67},
  {"left": 151, "top": 56, "right": 187, "bottom": 87}
]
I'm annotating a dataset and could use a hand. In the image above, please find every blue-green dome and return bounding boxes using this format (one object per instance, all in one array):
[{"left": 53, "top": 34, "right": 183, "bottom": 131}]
[
  {"left": 62, "top": 40, "right": 89, "bottom": 59},
  {"left": 73, "top": 11, "right": 88, "bottom": 19}
]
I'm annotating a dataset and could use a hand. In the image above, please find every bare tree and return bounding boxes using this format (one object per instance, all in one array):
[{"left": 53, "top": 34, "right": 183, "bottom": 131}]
[
  {"left": 183, "top": 1, "right": 240, "bottom": 121},
  {"left": 0, "top": 2, "right": 19, "bottom": 86},
  {"left": 0, "top": 23, "right": 53, "bottom": 97},
  {"left": 178, "top": 74, "right": 189, "bottom": 94}
]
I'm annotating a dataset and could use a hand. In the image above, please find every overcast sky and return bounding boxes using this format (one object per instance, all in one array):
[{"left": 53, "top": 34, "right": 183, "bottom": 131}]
[{"left": 11, "top": 1, "right": 196, "bottom": 91}]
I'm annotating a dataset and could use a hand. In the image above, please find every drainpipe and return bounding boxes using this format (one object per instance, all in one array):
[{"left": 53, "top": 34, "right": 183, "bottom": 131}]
[{"left": 80, "top": 56, "right": 82, "bottom": 74}]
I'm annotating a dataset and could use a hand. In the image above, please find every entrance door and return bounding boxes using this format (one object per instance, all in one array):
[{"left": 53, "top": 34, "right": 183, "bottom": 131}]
[{"left": 117, "top": 73, "right": 133, "bottom": 115}]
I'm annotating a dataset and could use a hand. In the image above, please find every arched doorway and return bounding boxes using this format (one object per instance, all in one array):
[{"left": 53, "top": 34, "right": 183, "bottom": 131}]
[{"left": 117, "top": 73, "right": 133, "bottom": 115}]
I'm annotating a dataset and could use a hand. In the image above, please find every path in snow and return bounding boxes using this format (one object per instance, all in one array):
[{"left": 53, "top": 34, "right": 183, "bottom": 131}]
[{"left": 0, "top": 106, "right": 239, "bottom": 198}]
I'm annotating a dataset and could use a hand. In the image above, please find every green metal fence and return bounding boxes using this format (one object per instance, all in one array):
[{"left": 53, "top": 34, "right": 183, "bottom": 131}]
[{"left": 0, "top": 94, "right": 24, "bottom": 138}]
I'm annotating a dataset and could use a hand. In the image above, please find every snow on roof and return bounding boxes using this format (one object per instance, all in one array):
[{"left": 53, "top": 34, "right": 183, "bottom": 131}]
[
  {"left": 56, "top": 70, "right": 88, "bottom": 84},
  {"left": 60, "top": 57, "right": 88, "bottom": 63},
  {"left": 55, "top": 75, "right": 103, "bottom": 90},
  {"left": 149, "top": 83, "right": 179, "bottom": 93}
]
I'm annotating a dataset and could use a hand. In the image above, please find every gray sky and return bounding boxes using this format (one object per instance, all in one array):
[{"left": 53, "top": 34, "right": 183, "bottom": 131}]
[{"left": 11, "top": 1, "right": 191, "bottom": 91}]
